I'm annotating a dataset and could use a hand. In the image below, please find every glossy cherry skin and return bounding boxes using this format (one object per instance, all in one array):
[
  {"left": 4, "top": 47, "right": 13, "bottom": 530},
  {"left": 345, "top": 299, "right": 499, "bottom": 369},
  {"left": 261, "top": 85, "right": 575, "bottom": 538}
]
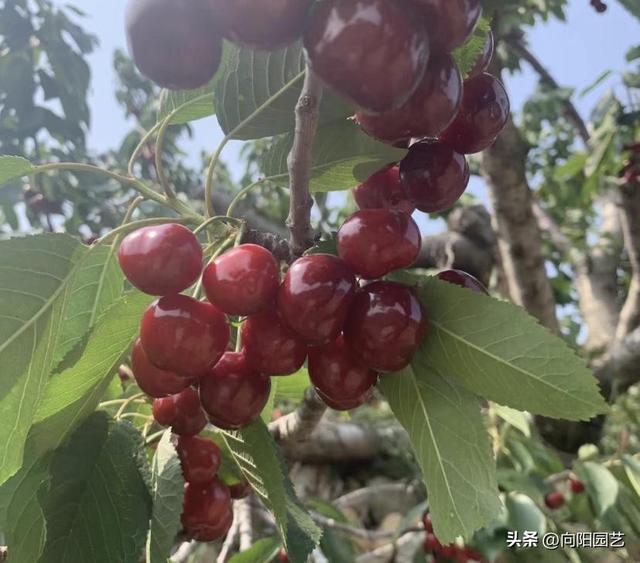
[
  {"left": 437, "top": 270, "right": 488, "bottom": 295},
  {"left": 202, "top": 244, "right": 280, "bottom": 316},
  {"left": 400, "top": 140, "right": 469, "bottom": 213},
  {"left": 140, "top": 295, "right": 229, "bottom": 379},
  {"left": 356, "top": 54, "right": 462, "bottom": 143},
  {"left": 199, "top": 352, "right": 271, "bottom": 430},
  {"left": 304, "top": 0, "right": 429, "bottom": 113},
  {"left": 229, "top": 481, "right": 251, "bottom": 499},
  {"left": 569, "top": 477, "right": 585, "bottom": 494},
  {"left": 278, "top": 255, "right": 356, "bottom": 345},
  {"left": 344, "top": 281, "right": 428, "bottom": 372},
  {"left": 308, "top": 336, "right": 378, "bottom": 411},
  {"left": 544, "top": 491, "right": 565, "bottom": 510},
  {"left": 353, "top": 165, "right": 416, "bottom": 214},
  {"left": 208, "top": 0, "right": 313, "bottom": 50},
  {"left": 126, "top": 0, "right": 222, "bottom": 90},
  {"left": 440, "top": 73, "right": 510, "bottom": 154},
  {"left": 118, "top": 223, "right": 203, "bottom": 296},
  {"left": 337, "top": 210, "right": 421, "bottom": 280},
  {"left": 414, "top": 0, "right": 482, "bottom": 51},
  {"left": 240, "top": 310, "right": 308, "bottom": 376},
  {"left": 468, "top": 30, "right": 494, "bottom": 79},
  {"left": 182, "top": 478, "right": 233, "bottom": 542},
  {"left": 152, "top": 387, "right": 207, "bottom": 436},
  {"left": 177, "top": 436, "right": 221, "bottom": 484}
]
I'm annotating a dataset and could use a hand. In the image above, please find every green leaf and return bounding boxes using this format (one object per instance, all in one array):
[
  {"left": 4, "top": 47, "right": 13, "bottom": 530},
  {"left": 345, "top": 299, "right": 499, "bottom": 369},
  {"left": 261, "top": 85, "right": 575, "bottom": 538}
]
[
  {"left": 553, "top": 153, "right": 587, "bottom": 181},
  {"left": 378, "top": 364, "right": 501, "bottom": 544},
  {"left": 222, "top": 420, "right": 322, "bottom": 563},
  {"left": 228, "top": 536, "right": 282, "bottom": 563},
  {"left": 262, "top": 121, "right": 406, "bottom": 192},
  {"left": 146, "top": 431, "right": 185, "bottom": 563},
  {"left": 505, "top": 493, "right": 546, "bottom": 535},
  {"left": 575, "top": 462, "right": 619, "bottom": 518},
  {"left": 0, "top": 155, "right": 34, "bottom": 188},
  {"left": 580, "top": 70, "right": 613, "bottom": 97},
  {"left": 274, "top": 368, "right": 311, "bottom": 402},
  {"left": 453, "top": 17, "right": 492, "bottom": 78},
  {"left": 493, "top": 404, "right": 531, "bottom": 437},
  {"left": 157, "top": 85, "right": 215, "bottom": 125},
  {"left": 38, "top": 412, "right": 152, "bottom": 563},
  {"left": 617, "top": 0, "right": 640, "bottom": 20}
]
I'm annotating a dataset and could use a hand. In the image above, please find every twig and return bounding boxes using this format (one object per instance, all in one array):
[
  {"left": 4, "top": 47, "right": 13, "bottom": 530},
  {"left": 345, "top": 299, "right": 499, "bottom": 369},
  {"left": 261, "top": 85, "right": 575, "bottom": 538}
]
[
  {"left": 310, "top": 511, "right": 423, "bottom": 542},
  {"left": 269, "top": 387, "right": 327, "bottom": 445},
  {"left": 170, "top": 540, "right": 197, "bottom": 563},
  {"left": 237, "top": 497, "right": 254, "bottom": 552},
  {"left": 334, "top": 483, "right": 421, "bottom": 510},
  {"left": 216, "top": 507, "right": 241, "bottom": 563},
  {"left": 355, "top": 531, "right": 425, "bottom": 563},
  {"left": 241, "top": 229, "right": 293, "bottom": 263}
]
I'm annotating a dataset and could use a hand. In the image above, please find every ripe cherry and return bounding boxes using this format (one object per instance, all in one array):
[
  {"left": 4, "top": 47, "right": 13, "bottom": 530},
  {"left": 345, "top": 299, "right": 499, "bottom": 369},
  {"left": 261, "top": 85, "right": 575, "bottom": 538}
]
[
  {"left": 241, "top": 309, "right": 308, "bottom": 376},
  {"left": 277, "top": 549, "right": 290, "bottom": 563},
  {"left": 437, "top": 270, "right": 488, "bottom": 295},
  {"left": 400, "top": 140, "right": 469, "bottom": 213},
  {"left": 344, "top": 282, "right": 428, "bottom": 372},
  {"left": 202, "top": 244, "right": 280, "bottom": 316},
  {"left": 182, "top": 478, "right": 232, "bottom": 542},
  {"left": 468, "top": 30, "right": 495, "bottom": 79},
  {"left": 177, "top": 435, "right": 221, "bottom": 484},
  {"left": 569, "top": 477, "right": 585, "bottom": 494},
  {"left": 424, "top": 533, "right": 442, "bottom": 553},
  {"left": 126, "top": 0, "right": 222, "bottom": 90},
  {"left": 544, "top": 491, "right": 565, "bottom": 510},
  {"left": 229, "top": 480, "right": 251, "bottom": 499},
  {"left": 199, "top": 352, "right": 271, "bottom": 430},
  {"left": 353, "top": 165, "right": 416, "bottom": 215},
  {"left": 140, "top": 295, "right": 229, "bottom": 379},
  {"left": 414, "top": 0, "right": 482, "bottom": 51},
  {"left": 304, "top": 0, "right": 429, "bottom": 113},
  {"left": 355, "top": 53, "right": 462, "bottom": 143},
  {"left": 131, "top": 339, "right": 194, "bottom": 398},
  {"left": 118, "top": 223, "right": 203, "bottom": 296},
  {"left": 422, "top": 513, "right": 433, "bottom": 533},
  {"left": 440, "top": 73, "right": 510, "bottom": 155},
  {"left": 308, "top": 336, "right": 378, "bottom": 411},
  {"left": 152, "top": 387, "right": 207, "bottom": 436},
  {"left": 278, "top": 254, "right": 356, "bottom": 345},
  {"left": 337, "top": 210, "right": 421, "bottom": 279}
]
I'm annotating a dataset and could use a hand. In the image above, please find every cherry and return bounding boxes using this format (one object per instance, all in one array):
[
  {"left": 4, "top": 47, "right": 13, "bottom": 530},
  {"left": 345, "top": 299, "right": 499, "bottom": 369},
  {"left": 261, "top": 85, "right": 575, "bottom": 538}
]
[
  {"left": 131, "top": 339, "right": 194, "bottom": 398},
  {"left": 152, "top": 387, "right": 207, "bottom": 436},
  {"left": 344, "top": 281, "right": 427, "bottom": 372},
  {"left": 208, "top": 0, "right": 313, "bottom": 50},
  {"left": 118, "top": 223, "right": 203, "bottom": 296},
  {"left": 203, "top": 244, "right": 280, "bottom": 316},
  {"left": 304, "top": 0, "right": 429, "bottom": 113},
  {"left": 437, "top": 270, "right": 488, "bottom": 295},
  {"left": 140, "top": 295, "right": 229, "bottom": 379},
  {"left": 544, "top": 491, "right": 565, "bottom": 510},
  {"left": 413, "top": 0, "right": 482, "bottom": 51},
  {"left": 440, "top": 73, "right": 510, "bottom": 155},
  {"left": 277, "top": 549, "right": 290, "bottom": 563},
  {"left": 308, "top": 336, "right": 378, "bottom": 411},
  {"left": 177, "top": 435, "right": 221, "bottom": 484},
  {"left": 439, "top": 544, "right": 460, "bottom": 559},
  {"left": 337, "top": 210, "right": 421, "bottom": 279},
  {"left": 125, "top": 0, "right": 223, "bottom": 90},
  {"left": 569, "top": 477, "right": 585, "bottom": 494},
  {"left": 229, "top": 480, "right": 251, "bottom": 499},
  {"left": 400, "top": 140, "right": 469, "bottom": 213},
  {"left": 422, "top": 513, "right": 433, "bottom": 533},
  {"left": 278, "top": 254, "right": 356, "bottom": 345},
  {"left": 424, "top": 533, "right": 442, "bottom": 553},
  {"left": 355, "top": 53, "right": 463, "bottom": 143},
  {"left": 353, "top": 165, "right": 416, "bottom": 215},
  {"left": 468, "top": 30, "right": 495, "bottom": 79},
  {"left": 462, "top": 547, "right": 484, "bottom": 562},
  {"left": 240, "top": 310, "right": 308, "bottom": 376},
  {"left": 182, "top": 478, "right": 232, "bottom": 542},
  {"left": 199, "top": 352, "right": 271, "bottom": 430}
]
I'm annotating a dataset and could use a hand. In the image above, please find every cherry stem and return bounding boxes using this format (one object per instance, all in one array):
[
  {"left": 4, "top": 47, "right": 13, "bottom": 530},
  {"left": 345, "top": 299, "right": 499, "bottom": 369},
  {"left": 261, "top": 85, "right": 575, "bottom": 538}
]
[
  {"left": 154, "top": 115, "right": 178, "bottom": 200},
  {"left": 226, "top": 178, "right": 267, "bottom": 217},
  {"left": 127, "top": 121, "right": 162, "bottom": 175}
]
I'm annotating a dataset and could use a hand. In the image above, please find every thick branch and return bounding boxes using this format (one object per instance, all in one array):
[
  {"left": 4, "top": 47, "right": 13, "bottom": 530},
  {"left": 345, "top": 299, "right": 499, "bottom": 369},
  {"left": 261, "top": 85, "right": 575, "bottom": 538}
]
[
  {"left": 616, "top": 183, "right": 640, "bottom": 340},
  {"left": 269, "top": 387, "right": 327, "bottom": 446},
  {"left": 240, "top": 229, "right": 292, "bottom": 263}
]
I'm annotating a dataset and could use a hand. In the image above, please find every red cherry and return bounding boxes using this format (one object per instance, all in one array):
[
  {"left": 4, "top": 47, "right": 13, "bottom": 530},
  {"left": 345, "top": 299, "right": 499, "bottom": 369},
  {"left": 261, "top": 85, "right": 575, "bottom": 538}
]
[
  {"left": 182, "top": 478, "right": 232, "bottom": 541},
  {"left": 277, "top": 549, "right": 290, "bottom": 563},
  {"left": 337, "top": 210, "right": 421, "bottom": 280},
  {"left": 422, "top": 513, "right": 433, "bottom": 533},
  {"left": 199, "top": 352, "right": 271, "bottom": 430},
  {"left": 544, "top": 491, "right": 565, "bottom": 510},
  {"left": 308, "top": 336, "right": 378, "bottom": 411},
  {"left": 399, "top": 140, "right": 470, "bottom": 213},
  {"left": 468, "top": 30, "right": 495, "bottom": 79},
  {"left": 140, "top": 295, "right": 229, "bottom": 379},
  {"left": 131, "top": 339, "right": 194, "bottom": 398},
  {"left": 202, "top": 244, "right": 280, "bottom": 316},
  {"left": 304, "top": 0, "right": 429, "bottom": 113},
  {"left": 355, "top": 53, "right": 463, "bottom": 143},
  {"left": 353, "top": 165, "right": 416, "bottom": 215},
  {"left": 569, "top": 477, "right": 585, "bottom": 494},
  {"left": 437, "top": 270, "right": 488, "bottom": 295},
  {"left": 344, "top": 282, "right": 428, "bottom": 372},
  {"left": 152, "top": 388, "right": 207, "bottom": 436},
  {"left": 278, "top": 255, "right": 356, "bottom": 345},
  {"left": 118, "top": 223, "right": 203, "bottom": 296},
  {"left": 424, "top": 533, "right": 442, "bottom": 553},
  {"left": 439, "top": 544, "right": 460, "bottom": 559},
  {"left": 440, "top": 73, "right": 510, "bottom": 154},
  {"left": 229, "top": 480, "right": 251, "bottom": 499},
  {"left": 462, "top": 547, "right": 484, "bottom": 562},
  {"left": 177, "top": 435, "right": 221, "bottom": 484},
  {"left": 240, "top": 310, "right": 308, "bottom": 376},
  {"left": 414, "top": 0, "right": 482, "bottom": 51}
]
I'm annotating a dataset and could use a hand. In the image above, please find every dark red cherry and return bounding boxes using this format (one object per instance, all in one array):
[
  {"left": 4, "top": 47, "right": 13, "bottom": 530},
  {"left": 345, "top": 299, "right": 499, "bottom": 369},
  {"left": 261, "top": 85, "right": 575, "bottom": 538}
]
[
  {"left": 278, "top": 254, "right": 356, "bottom": 345},
  {"left": 308, "top": 336, "right": 378, "bottom": 411},
  {"left": 424, "top": 533, "right": 442, "bottom": 553},
  {"left": 131, "top": 339, "right": 194, "bottom": 398},
  {"left": 177, "top": 436, "right": 221, "bottom": 484},
  {"left": 400, "top": 140, "right": 469, "bottom": 213},
  {"left": 422, "top": 513, "right": 433, "bottom": 533},
  {"left": 229, "top": 480, "right": 251, "bottom": 499},
  {"left": 240, "top": 310, "right": 308, "bottom": 376},
  {"left": 569, "top": 477, "right": 585, "bottom": 494},
  {"left": 440, "top": 73, "right": 510, "bottom": 154},
  {"left": 437, "top": 270, "right": 488, "bottom": 295},
  {"left": 152, "top": 387, "right": 207, "bottom": 436},
  {"left": 353, "top": 165, "right": 416, "bottom": 214},
  {"left": 344, "top": 281, "right": 428, "bottom": 372},
  {"left": 199, "top": 352, "right": 271, "bottom": 430},
  {"left": 355, "top": 53, "right": 462, "bottom": 143},
  {"left": 182, "top": 478, "right": 232, "bottom": 541},
  {"left": 468, "top": 30, "right": 495, "bottom": 78},
  {"left": 126, "top": 0, "right": 223, "bottom": 90},
  {"left": 304, "top": 0, "right": 429, "bottom": 113},
  {"left": 414, "top": 0, "right": 482, "bottom": 51},
  {"left": 277, "top": 549, "right": 290, "bottom": 563},
  {"left": 544, "top": 491, "right": 565, "bottom": 510},
  {"left": 118, "top": 223, "right": 203, "bottom": 296},
  {"left": 208, "top": 0, "right": 313, "bottom": 50},
  {"left": 337, "top": 210, "right": 421, "bottom": 279},
  {"left": 140, "top": 295, "right": 229, "bottom": 379},
  {"left": 202, "top": 244, "right": 280, "bottom": 316}
]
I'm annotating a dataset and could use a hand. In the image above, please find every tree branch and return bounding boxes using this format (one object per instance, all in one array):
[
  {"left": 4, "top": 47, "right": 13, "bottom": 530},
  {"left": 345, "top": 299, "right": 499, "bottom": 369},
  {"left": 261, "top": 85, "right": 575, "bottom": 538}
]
[
  {"left": 269, "top": 387, "right": 327, "bottom": 446},
  {"left": 616, "top": 183, "right": 640, "bottom": 340}
]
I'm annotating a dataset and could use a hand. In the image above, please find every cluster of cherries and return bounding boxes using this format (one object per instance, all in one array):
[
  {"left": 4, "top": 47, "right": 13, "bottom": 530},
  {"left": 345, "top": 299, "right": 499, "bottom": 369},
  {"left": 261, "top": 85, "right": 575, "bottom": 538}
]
[
  {"left": 544, "top": 475, "right": 585, "bottom": 511},
  {"left": 422, "top": 514, "right": 484, "bottom": 562}
]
